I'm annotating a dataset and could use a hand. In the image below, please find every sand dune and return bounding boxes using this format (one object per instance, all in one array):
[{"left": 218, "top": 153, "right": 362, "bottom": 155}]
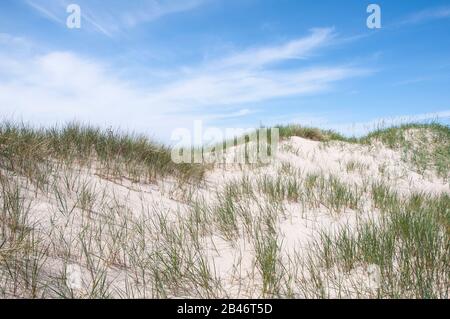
[{"left": 0, "top": 123, "right": 448, "bottom": 298}]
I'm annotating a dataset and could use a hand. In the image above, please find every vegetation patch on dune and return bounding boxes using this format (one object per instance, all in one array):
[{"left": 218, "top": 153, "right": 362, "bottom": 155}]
[
  {"left": 0, "top": 121, "right": 205, "bottom": 185},
  {"left": 362, "top": 123, "right": 450, "bottom": 179}
]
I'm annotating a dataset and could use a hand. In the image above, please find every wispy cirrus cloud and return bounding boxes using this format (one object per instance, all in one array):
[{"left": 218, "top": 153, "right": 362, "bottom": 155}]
[
  {"left": 0, "top": 29, "right": 368, "bottom": 141},
  {"left": 392, "top": 76, "right": 431, "bottom": 87},
  {"left": 121, "top": 0, "right": 207, "bottom": 27},
  {"left": 25, "top": 0, "right": 65, "bottom": 25},
  {"left": 25, "top": 0, "right": 114, "bottom": 36},
  {"left": 218, "top": 28, "right": 335, "bottom": 68},
  {"left": 143, "top": 28, "right": 367, "bottom": 110},
  {"left": 205, "top": 109, "right": 257, "bottom": 121},
  {"left": 399, "top": 6, "right": 450, "bottom": 25},
  {"left": 24, "top": 0, "right": 209, "bottom": 37}
]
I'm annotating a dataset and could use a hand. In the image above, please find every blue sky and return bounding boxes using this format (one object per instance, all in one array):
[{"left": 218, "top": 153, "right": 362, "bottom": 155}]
[{"left": 0, "top": 0, "right": 449, "bottom": 142}]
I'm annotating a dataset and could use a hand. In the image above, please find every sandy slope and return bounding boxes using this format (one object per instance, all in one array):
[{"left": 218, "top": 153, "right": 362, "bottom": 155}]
[{"left": 2, "top": 135, "right": 449, "bottom": 298}]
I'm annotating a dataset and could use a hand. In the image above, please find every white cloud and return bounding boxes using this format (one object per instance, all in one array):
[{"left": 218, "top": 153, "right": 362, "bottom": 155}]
[
  {"left": 153, "top": 66, "right": 364, "bottom": 110},
  {"left": 2, "top": 52, "right": 172, "bottom": 125},
  {"left": 0, "top": 30, "right": 366, "bottom": 142},
  {"left": 147, "top": 28, "right": 366, "bottom": 111}
]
